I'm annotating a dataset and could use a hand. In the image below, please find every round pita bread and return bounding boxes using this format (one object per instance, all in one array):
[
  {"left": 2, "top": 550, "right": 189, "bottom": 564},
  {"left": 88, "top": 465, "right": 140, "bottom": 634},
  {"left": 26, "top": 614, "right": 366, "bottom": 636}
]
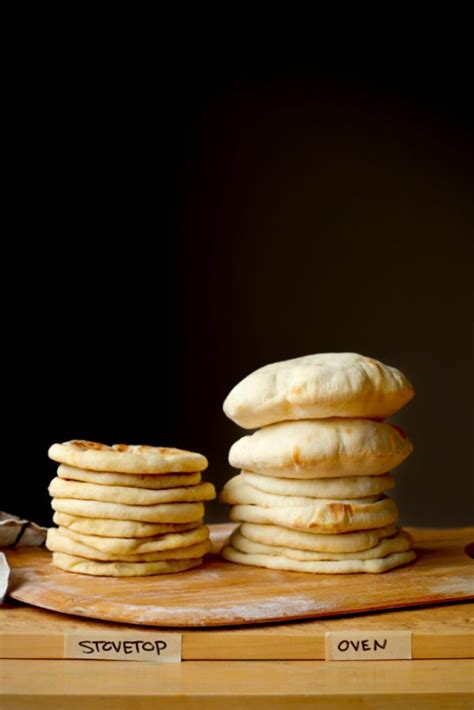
[
  {"left": 242, "top": 471, "right": 395, "bottom": 498},
  {"left": 239, "top": 522, "right": 398, "bottom": 552},
  {"left": 49, "top": 477, "right": 216, "bottom": 506},
  {"left": 58, "top": 524, "right": 209, "bottom": 554},
  {"left": 57, "top": 464, "right": 201, "bottom": 489},
  {"left": 52, "top": 552, "right": 203, "bottom": 576},
  {"left": 48, "top": 440, "right": 208, "bottom": 473},
  {"left": 229, "top": 496, "right": 398, "bottom": 533},
  {"left": 220, "top": 475, "right": 381, "bottom": 508},
  {"left": 222, "top": 545, "right": 416, "bottom": 574},
  {"left": 53, "top": 512, "right": 201, "bottom": 538},
  {"left": 224, "top": 352, "right": 414, "bottom": 428},
  {"left": 47, "top": 527, "right": 211, "bottom": 562},
  {"left": 51, "top": 498, "right": 205, "bottom": 523},
  {"left": 231, "top": 528, "right": 412, "bottom": 561},
  {"left": 229, "top": 419, "right": 412, "bottom": 478}
]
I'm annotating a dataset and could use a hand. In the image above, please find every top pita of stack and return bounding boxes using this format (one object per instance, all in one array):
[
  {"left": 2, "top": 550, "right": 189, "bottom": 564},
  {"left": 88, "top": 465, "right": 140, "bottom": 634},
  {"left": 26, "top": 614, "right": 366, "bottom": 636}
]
[
  {"left": 223, "top": 352, "right": 414, "bottom": 428},
  {"left": 48, "top": 440, "right": 208, "bottom": 474}
]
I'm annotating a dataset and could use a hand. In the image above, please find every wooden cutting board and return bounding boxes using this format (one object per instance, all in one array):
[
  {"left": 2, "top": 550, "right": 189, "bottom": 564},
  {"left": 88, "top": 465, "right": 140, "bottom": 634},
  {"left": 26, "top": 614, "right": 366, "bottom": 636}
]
[
  {"left": 4, "top": 527, "right": 473, "bottom": 627},
  {"left": 2, "top": 600, "right": 473, "bottom": 660}
]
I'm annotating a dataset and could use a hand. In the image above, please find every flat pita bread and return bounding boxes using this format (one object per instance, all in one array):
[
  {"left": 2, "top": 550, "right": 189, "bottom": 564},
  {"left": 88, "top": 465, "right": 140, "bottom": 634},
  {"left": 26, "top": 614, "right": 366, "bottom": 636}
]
[
  {"left": 231, "top": 528, "right": 412, "bottom": 561},
  {"left": 220, "top": 475, "right": 381, "bottom": 507},
  {"left": 58, "top": 524, "right": 209, "bottom": 554},
  {"left": 47, "top": 527, "right": 211, "bottom": 562},
  {"left": 222, "top": 545, "right": 416, "bottom": 574},
  {"left": 229, "top": 419, "right": 412, "bottom": 478},
  {"left": 53, "top": 512, "right": 201, "bottom": 538},
  {"left": 57, "top": 464, "right": 201, "bottom": 489},
  {"left": 48, "top": 440, "right": 208, "bottom": 473},
  {"left": 51, "top": 498, "right": 205, "bottom": 523},
  {"left": 229, "top": 496, "right": 398, "bottom": 533},
  {"left": 223, "top": 352, "right": 414, "bottom": 428},
  {"left": 52, "top": 552, "right": 203, "bottom": 576},
  {"left": 242, "top": 471, "right": 395, "bottom": 499},
  {"left": 239, "top": 522, "right": 399, "bottom": 552},
  {"left": 49, "top": 477, "right": 216, "bottom": 506}
]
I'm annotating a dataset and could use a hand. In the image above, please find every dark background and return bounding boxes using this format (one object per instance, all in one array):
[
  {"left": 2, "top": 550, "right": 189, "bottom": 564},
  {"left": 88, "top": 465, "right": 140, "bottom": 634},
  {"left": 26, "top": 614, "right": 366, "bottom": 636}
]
[{"left": 7, "top": 34, "right": 473, "bottom": 528}]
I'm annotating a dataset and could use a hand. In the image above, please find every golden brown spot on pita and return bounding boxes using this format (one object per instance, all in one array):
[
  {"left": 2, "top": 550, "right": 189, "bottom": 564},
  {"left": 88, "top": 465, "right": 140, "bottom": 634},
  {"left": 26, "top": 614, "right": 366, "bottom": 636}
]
[
  {"left": 69, "top": 440, "right": 112, "bottom": 451},
  {"left": 327, "top": 503, "right": 351, "bottom": 520},
  {"left": 292, "top": 446, "right": 302, "bottom": 464},
  {"left": 291, "top": 385, "right": 304, "bottom": 396},
  {"left": 113, "top": 445, "right": 191, "bottom": 455}
]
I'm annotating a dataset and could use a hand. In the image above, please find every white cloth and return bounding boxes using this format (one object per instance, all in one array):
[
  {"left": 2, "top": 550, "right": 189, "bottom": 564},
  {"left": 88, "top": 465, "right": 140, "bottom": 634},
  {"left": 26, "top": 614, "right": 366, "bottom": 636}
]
[{"left": 0, "top": 512, "right": 47, "bottom": 602}]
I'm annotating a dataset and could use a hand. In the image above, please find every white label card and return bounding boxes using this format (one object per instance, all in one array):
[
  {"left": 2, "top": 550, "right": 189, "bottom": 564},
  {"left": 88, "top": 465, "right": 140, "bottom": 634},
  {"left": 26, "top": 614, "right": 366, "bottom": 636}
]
[
  {"left": 325, "top": 630, "right": 412, "bottom": 661},
  {"left": 64, "top": 631, "right": 181, "bottom": 663}
]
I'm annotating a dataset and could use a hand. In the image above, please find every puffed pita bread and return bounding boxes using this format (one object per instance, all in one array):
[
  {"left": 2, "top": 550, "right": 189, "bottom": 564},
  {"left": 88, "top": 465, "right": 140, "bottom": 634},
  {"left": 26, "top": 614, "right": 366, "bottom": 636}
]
[
  {"left": 51, "top": 498, "right": 205, "bottom": 523},
  {"left": 222, "top": 545, "right": 416, "bottom": 573},
  {"left": 242, "top": 471, "right": 395, "bottom": 498},
  {"left": 241, "top": 471, "right": 395, "bottom": 500},
  {"left": 47, "top": 527, "right": 211, "bottom": 562},
  {"left": 229, "top": 496, "right": 398, "bottom": 533},
  {"left": 53, "top": 512, "right": 201, "bottom": 538},
  {"left": 220, "top": 475, "right": 381, "bottom": 507},
  {"left": 52, "top": 552, "right": 203, "bottom": 576},
  {"left": 58, "top": 524, "right": 209, "bottom": 554},
  {"left": 231, "top": 528, "right": 412, "bottom": 561},
  {"left": 224, "top": 352, "right": 414, "bottom": 428},
  {"left": 239, "top": 522, "right": 399, "bottom": 552},
  {"left": 49, "top": 477, "right": 216, "bottom": 506},
  {"left": 48, "top": 440, "right": 208, "bottom": 473},
  {"left": 57, "top": 464, "right": 201, "bottom": 489},
  {"left": 229, "top": 419, "right": 412, "bottom": 478}
]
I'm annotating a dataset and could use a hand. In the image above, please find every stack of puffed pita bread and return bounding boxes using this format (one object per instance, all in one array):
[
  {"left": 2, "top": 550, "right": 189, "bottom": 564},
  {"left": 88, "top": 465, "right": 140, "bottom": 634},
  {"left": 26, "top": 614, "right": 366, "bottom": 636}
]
[
  {"left": 220, "top": 353, "right": 416, "bottom": 574},
  {"left": 46, "top": 441, "right": 216, "bottom": 576}
]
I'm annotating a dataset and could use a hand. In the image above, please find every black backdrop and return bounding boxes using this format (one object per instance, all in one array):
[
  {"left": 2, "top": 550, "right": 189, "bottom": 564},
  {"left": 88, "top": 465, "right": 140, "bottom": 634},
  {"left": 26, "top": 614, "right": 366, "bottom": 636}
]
[{"left": 7, "top": 35, "right": 473, "bottom": 527}]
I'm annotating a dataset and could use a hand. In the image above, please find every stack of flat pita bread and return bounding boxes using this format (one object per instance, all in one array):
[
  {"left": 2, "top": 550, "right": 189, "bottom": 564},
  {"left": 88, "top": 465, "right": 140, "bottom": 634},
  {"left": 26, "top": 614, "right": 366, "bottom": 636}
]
[
  {"left": 220, "top": 353, "right": 416, "bottom": 573},
  {"left": 46, "top": 441, "right": 216, "bottom": 576}
]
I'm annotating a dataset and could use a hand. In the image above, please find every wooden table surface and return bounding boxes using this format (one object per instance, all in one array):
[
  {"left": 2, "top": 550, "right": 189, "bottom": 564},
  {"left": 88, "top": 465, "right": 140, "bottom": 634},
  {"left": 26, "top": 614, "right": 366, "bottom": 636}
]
[
  {"left": 2, "top": 600, "right": 473, "bottom": 708},
  {"left": 2, "top": 657, "right": 473, "bottom": 709},
  {"left": 2, "top": 598, "right": 474, "bottom": 660}
]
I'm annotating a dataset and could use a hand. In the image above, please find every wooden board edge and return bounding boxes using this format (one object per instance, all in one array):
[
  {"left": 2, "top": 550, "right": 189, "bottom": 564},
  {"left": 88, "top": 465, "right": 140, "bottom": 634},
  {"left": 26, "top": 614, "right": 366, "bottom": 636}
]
[
  {"left": 7, "top": 589, "right": 474, "bottom": 628},
  {"left": 1, "top": 630, "right": 473, "bottom": 660}
]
